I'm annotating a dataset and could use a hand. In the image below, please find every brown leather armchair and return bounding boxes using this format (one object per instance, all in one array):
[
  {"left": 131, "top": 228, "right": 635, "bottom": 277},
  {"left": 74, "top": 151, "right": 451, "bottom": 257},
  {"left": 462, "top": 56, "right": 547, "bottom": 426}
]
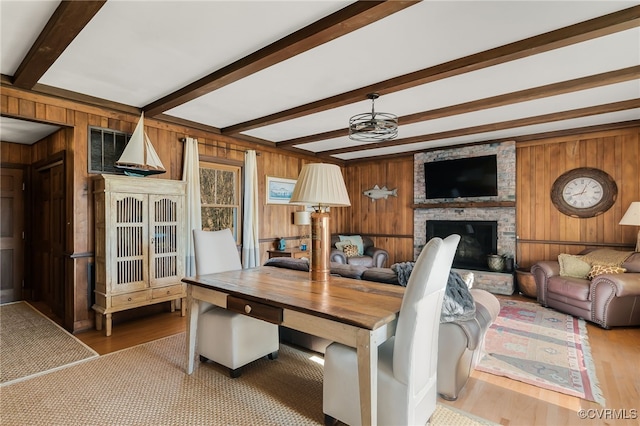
[
  {"left": 330, "top": 234, "right": 389, "bottom": 268},
  {"left": 531, "top": 252, "right": 640, "bottom": 329}
]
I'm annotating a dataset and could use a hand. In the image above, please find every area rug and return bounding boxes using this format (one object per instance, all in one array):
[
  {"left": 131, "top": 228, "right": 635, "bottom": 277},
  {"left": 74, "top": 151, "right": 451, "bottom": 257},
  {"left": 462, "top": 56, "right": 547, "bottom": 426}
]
[
  {"left": 0, "top": 333, "right": 496, "bottom": 426},
  {"left": 477, "top": 298, "right": 604, "bottom": 405},
  {"left": 0, "top": 301, "right": 98, "bottom": 386}
]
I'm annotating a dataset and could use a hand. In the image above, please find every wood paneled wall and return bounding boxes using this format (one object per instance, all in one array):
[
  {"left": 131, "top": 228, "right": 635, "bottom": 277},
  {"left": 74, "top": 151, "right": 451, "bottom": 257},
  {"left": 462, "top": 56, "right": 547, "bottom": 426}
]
[
  {"left": 336, "top": 156, "right": 415, "bottom": 266},
  {"left": 2, "top": 85, "right": 638, "bottom": 330},
  {"left": 1, "top": 85, "right": 320, "bottom": 332},
  {"left": 516, "top": 127, "right": 640, "bottom": 268}
]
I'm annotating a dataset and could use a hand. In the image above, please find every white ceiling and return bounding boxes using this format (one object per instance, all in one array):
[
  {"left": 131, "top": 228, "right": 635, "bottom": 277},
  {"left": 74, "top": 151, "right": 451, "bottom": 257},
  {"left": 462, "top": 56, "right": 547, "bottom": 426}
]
[
  {"left": 0, "top": 116, "right": 61, "bottom": 145},
  {"left": 1, "top": 1, "right": 639, "bottom": 160}
]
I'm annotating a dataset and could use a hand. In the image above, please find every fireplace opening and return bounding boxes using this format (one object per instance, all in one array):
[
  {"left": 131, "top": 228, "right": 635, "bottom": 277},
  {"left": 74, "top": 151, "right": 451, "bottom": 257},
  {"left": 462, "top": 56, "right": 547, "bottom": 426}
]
[{"left": 426, "top": 220, "right": 497, "bottom": 271}]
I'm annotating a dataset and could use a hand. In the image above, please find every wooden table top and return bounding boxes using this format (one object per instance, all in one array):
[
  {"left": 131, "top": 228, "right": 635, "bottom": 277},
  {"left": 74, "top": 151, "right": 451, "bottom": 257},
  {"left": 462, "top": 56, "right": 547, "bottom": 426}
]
[{"left": 183, "top": 266, "right": 405, "bottom": 330}]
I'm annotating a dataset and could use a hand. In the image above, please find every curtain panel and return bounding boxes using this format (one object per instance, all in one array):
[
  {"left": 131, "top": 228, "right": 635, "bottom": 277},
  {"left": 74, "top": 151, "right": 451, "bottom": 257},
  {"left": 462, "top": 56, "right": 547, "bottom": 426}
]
[
  {"left": 182, "top": 137, "right": 202, "bottom": 276},
  {"left": 242, "top": 150, "right": 260, "bottom": 268}
]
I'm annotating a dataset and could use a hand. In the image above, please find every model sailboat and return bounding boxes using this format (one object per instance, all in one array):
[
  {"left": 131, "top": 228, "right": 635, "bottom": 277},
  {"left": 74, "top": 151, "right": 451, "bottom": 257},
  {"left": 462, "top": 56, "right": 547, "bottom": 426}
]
[{"left": 115, "top": 112, "right": 166, "bottom": 177}]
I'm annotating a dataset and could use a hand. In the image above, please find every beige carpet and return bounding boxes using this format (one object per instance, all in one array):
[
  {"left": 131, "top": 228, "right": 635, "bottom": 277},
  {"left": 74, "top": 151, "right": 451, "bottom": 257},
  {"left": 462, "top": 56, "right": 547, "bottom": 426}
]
[
  {"left": 1, "top": 332, "right": 495, "bottom": 426},
  {"left": 0, "top": 301, "right": 98, "bottom": 385}
]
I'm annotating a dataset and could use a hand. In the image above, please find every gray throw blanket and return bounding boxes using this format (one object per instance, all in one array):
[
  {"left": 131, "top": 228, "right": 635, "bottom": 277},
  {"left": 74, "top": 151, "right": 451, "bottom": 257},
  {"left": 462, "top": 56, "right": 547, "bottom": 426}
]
[{"left": 391, "top": 262, "right": 476, "bottom": 323}]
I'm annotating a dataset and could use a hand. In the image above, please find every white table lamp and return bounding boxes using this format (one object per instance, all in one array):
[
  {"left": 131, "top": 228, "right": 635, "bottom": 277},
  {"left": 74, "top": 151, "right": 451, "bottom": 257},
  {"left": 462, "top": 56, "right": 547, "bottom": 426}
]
[
  {"left": 293, "top": 211, "right": 311, "bottom": 226},
  {"left": 290, "top": 163, "right": 350, "bottom": 281},
  {"left": 619, "top": 202, "right": 640, "bottom": 251}
]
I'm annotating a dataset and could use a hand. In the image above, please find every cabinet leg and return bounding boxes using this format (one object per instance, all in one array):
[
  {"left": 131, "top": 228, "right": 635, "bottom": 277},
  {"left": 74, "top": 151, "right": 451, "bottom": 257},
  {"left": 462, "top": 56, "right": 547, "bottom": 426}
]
[
  {"left": 95, "top": 312, "right": 103, "bottom": 331},
  {"left": 170, "top": 299, "right": 176, "bottom": 312},
  {"left": 105, "top": 313, "right": 112, "bottom": 337},
  {"left": 181, "top": 298, "right": 186, "bottom": 317}
]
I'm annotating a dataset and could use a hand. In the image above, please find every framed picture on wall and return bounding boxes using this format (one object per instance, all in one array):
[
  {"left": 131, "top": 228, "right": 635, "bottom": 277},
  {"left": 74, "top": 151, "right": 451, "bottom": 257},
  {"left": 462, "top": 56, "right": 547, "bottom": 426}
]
[{"left": 266, "top": 176, "right": 297, "bottom": 204}]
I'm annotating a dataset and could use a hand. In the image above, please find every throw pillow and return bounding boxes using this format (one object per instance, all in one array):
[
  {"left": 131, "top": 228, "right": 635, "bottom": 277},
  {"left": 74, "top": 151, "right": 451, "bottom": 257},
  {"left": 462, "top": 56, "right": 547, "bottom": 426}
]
[
  {"left": 342, "top": 244, "right": 359, "bottom": 258},
  {"left": 335, "top": 240, "right": 352, "bottom": 252},
  {"left": 339, "top": 234, "right": 364, "bottom": 255},
  {"left": 558, "top": 254, "right": 591, "bottom": 279},
  {"left": 587, "top": 264, "right": 627, "bottom": 280}
]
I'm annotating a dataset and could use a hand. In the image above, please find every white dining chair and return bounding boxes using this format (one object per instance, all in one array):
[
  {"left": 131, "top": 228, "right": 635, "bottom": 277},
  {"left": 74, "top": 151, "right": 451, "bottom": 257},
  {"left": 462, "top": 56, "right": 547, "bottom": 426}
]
[
  {"left": 322, "top": 234, "right": 460, "bottom": 426},
  {"left": 193, "top": 229, "right": 279, "bottom": 378}
]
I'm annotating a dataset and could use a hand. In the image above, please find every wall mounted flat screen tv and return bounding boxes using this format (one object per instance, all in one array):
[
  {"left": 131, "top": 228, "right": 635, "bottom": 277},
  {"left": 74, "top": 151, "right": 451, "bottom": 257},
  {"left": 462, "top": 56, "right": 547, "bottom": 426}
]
[{"left": 424, "top": 155, "right": 498, "bottom": 199}]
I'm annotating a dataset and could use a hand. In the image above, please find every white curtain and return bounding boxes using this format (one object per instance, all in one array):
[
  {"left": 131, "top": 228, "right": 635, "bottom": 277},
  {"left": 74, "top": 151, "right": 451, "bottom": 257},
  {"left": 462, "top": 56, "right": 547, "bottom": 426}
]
[
  {"left": 242, "top": 150, "right": 260, "bottom": 268},
  {"left": 182, "top": 137, "right": 202, "bottom": 276}
]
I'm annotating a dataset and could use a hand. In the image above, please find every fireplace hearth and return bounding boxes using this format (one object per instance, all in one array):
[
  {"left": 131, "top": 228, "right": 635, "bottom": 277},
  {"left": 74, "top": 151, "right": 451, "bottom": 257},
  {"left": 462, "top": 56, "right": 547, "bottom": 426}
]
[{"left": 426, "top": 220, "right": 497, "bottom": 271}]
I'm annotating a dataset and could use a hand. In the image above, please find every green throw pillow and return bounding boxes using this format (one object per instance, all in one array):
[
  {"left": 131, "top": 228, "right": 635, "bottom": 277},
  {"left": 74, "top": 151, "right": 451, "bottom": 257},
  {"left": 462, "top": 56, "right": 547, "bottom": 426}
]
[{"left": 558, "top": 254, "right": 591, "bottom": 279}]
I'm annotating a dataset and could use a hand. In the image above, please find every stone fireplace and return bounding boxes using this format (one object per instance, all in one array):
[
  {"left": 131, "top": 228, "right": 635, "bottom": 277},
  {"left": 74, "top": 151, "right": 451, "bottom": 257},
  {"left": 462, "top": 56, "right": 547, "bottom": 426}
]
[{"left": 413, "top": 141, "right": 516, "bottom": 295}]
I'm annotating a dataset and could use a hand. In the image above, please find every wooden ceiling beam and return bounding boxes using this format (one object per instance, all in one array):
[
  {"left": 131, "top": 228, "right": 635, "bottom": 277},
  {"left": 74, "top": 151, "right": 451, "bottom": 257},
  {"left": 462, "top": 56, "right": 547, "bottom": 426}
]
[
  {"left": 277, "top": 66, "right": 640, "bottom": 148},
  {"left": 12, "top": 1, "right": 106, "bottom": 89},
  {"left": 317, "top": 99, "right": 640, "bottom": 158},
  {"left": 226, "top": 5, "right": 640, "bottom": 136},
  {"left": 142, "top": 1, "right": 418, "bottom": 117},
  {"left": 345, "top": 120, "right": 640, "bottom": 163}
]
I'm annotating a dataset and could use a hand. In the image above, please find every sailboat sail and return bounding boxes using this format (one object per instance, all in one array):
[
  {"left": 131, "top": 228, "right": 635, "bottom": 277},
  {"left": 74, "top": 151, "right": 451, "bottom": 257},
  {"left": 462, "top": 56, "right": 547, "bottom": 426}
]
[{"left": 115, "top": 112, "right": 166, "bottom": 176}]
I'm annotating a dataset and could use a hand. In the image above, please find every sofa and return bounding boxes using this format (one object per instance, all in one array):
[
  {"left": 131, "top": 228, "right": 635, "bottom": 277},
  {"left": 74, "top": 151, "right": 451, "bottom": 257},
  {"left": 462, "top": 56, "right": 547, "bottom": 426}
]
[
  {"left": 264, "top": 257, "right": 500, "bottom": 400},
  {"left": 330, "top": 234, "right": 389, "bottom": 268},
  {"left": 438, "top": 288, "right": 499, "bottom": 400},
  {"left": 531, "top": 250, "right": 640, "bottom": 329}
]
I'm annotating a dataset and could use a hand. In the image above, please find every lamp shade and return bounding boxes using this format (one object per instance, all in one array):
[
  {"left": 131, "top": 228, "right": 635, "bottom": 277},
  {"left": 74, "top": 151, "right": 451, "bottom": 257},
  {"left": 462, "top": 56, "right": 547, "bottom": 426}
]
[
  {"left": 619, "top": 202, "right": 640, "bottom": 226},
  {"left": 293, "top": 211, "right": 311, "bottom": 225},
  {"left": 289, "top": 163, "right": 351, "bottom": 208}
]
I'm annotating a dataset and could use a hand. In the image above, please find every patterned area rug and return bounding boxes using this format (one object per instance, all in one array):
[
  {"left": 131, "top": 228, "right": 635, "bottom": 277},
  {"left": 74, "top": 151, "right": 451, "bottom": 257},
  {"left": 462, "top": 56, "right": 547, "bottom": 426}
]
[
  {"left": 1, "top": 332, "right": 496, "bottom": 425},
  {"left": 477, "top": 299, "right": 604, "bottom": 405},
  {"left": 0, "top": 301, "right": 98, "bottom": 386}
]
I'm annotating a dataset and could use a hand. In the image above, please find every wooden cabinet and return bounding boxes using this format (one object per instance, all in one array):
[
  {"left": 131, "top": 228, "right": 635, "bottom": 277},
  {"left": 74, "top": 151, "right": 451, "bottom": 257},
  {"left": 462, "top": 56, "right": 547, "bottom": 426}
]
[{"left": 93, "top": 174, "right": 186, "bottom": 336}]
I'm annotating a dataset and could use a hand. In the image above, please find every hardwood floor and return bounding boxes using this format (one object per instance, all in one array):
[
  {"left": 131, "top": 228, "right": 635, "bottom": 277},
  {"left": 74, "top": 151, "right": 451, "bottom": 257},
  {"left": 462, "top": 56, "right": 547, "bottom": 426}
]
[
  {"left": 75, "top": 309, "right": 186, "bottom": 355},
  {"left": 72, "top": 296, "right": 640, "bottom": 426}
]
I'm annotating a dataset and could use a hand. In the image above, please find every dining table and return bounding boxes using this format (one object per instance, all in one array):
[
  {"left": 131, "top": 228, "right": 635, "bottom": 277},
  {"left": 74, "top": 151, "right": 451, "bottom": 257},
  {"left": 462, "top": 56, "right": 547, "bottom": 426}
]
[{"left": 182, "top": 265, "right": 405, "bottom": 425}]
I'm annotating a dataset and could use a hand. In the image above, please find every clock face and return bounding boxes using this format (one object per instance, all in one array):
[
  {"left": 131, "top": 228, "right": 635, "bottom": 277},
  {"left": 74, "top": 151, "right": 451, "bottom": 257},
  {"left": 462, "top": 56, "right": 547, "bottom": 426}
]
[
  {"left": 561, "top": 177, "right": 604, "bottom": 208},
  {"left": 551, "top": 167, "right": 617, "bottom": 218}
]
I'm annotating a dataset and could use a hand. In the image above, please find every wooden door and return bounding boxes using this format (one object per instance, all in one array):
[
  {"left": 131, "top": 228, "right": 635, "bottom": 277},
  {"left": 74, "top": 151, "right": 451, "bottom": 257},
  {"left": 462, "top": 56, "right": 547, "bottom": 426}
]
[
  {"left": 0, "top": 168, "right": 25, "bottom": 303},
  {"left": 32, "top": 160, "right": 65, "bottom": 318}
]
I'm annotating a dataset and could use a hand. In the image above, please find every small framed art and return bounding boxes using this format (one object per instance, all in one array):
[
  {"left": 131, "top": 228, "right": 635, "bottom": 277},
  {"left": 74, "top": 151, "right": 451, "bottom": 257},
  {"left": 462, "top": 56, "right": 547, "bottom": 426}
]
[{"left": 266, "top": 176, "right": 297, "bottom": 204}]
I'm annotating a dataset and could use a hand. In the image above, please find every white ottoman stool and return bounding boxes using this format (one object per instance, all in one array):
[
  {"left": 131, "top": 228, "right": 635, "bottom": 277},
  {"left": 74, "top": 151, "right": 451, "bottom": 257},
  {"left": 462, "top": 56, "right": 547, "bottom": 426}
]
[{"left": 198, "top": 306, "right": 279, "bottom": 378}]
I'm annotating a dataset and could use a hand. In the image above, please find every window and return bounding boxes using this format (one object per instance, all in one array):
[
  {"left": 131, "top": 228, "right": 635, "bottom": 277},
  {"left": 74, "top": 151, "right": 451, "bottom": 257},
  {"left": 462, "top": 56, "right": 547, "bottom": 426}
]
[
  {"left": 88, "top": 126, "right": 130, "bottom": 174},
  {"left": 200, "top": 162, "right": 242, "bottom": 243}
]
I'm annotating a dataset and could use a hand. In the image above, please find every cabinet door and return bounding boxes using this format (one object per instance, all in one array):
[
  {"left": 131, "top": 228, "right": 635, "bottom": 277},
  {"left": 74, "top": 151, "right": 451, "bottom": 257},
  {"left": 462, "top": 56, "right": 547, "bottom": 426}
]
[
  {"left": 108, "top": 193, "right": 148, "bottom": 293},
  {"left": 149, "top": 194, "right": 184, "bottom": 287}
]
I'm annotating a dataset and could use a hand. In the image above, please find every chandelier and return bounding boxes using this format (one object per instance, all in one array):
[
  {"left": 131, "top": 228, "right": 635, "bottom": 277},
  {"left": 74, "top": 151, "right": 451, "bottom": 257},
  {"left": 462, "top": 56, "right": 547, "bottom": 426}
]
[{"left": 348, "top": 93, "right": 398, "bottom": 142}]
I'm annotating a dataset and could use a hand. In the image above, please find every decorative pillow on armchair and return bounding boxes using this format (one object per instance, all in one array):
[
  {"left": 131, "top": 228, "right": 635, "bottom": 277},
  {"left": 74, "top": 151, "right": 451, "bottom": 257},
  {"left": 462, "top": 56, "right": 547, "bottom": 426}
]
[
  {"left": 339, "top": 235, "right": 364, "bottom": 255},
  {"left": 335, "top": 240, "right": 352, "bottom": 252},
  {"left": 587, "top": 264, "right": 626, "bottom": 280},
  {"left": 342, "top": 244, "right": 359, "bottom": 258},
  {"left": 558, "top": 254, "right": 591, "bottom": 279}
]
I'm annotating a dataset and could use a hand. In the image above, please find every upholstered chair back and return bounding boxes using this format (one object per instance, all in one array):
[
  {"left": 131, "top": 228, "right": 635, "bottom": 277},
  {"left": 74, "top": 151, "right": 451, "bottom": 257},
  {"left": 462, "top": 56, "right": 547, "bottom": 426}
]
[
  {"left": 193, "top": 229, "right": 242, "bottom": 274},
  {"left": 392, "top": 234, "right": 460, "bottom": 421}
]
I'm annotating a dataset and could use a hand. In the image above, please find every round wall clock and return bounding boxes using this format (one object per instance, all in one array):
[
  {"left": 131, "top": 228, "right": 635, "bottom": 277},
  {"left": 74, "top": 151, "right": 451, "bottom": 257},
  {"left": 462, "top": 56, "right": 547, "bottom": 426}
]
[{"left": 550, "top": 167, "right": 617, "bottom": 218}]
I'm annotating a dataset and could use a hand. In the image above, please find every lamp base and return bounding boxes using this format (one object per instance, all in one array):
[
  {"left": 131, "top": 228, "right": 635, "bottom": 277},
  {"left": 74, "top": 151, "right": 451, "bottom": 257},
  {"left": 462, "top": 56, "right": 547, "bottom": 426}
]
[
  {"left": 636, "top": 230, "right": 640, "bottom": 252},
  {"left": 310, "top": 211, "right": 331, "bottom": 282}
]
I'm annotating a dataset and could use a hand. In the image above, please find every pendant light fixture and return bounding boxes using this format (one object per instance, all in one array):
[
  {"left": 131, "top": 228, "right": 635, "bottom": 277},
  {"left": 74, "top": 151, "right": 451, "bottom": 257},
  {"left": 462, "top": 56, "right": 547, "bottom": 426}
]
[{"left": 348, "top": 93, "right": 398, "bottom": 142}]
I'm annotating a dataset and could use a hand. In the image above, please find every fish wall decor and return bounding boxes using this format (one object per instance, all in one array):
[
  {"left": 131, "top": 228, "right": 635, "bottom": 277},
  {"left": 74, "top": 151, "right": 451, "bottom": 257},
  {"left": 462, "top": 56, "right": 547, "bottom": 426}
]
[{"left": 363, "top": 185, "right": 398, "bottom": 201}]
